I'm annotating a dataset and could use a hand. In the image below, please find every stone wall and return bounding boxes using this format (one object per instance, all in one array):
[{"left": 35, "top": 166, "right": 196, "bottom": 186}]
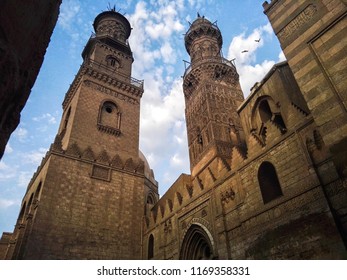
[
  {"left": 143, "top": 62, "right": 346, "bottom": 259},
  {"left": 0, "top": 0, "right": 62, "bottom": 158},
  {"left": 4, "top": 141, "right": 153, "bottom": 259},
  {"left": 263, "top": 0, "right": 347, "bottom": 183}
]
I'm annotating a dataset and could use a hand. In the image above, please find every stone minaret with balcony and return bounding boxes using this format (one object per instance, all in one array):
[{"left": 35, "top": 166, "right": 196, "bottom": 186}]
[
  {"left": 2, "top": 9, "right": 158, "bottom": 260},
  {"left": 183, "top": 15, "right": 245, "bottom": 184}
]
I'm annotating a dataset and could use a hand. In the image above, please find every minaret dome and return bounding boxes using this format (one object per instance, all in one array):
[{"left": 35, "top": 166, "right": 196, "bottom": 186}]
[
  {"left": 184, "top": 16, "right": 223, "bottom": 57},
  {"left": 93, "top": 10, "right": 131, "bottom": 44}
]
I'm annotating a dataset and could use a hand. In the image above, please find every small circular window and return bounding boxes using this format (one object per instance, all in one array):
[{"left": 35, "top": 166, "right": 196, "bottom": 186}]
[{"left": 105, "top": 106, "right": 113, "bottom": 113}]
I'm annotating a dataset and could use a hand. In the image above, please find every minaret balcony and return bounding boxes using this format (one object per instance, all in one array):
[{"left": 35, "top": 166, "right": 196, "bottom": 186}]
[
  {"left": 84, "top": 58, "right": 144, "bottom": 89},
  {"left": 183, "top": 56, "right": 236, "bottom": 78}
]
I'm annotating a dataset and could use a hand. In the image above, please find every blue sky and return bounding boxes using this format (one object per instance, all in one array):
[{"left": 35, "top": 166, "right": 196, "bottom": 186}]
[{"left": 0, "top": 0, "right": 284, "bottom": 233}]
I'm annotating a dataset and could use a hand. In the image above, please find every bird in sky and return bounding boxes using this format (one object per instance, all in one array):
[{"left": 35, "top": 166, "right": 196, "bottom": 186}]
[
  {"left": 255, "top": 38, "right": 261, "bottom": 42},
  {"left": 241, "top": 50, "right": 249, "bottom": 53}
]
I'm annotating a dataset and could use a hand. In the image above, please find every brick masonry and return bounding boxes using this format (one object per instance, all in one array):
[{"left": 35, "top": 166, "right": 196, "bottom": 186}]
[{"left": 1, "top": 1, "right": 346, "bottom": 260}]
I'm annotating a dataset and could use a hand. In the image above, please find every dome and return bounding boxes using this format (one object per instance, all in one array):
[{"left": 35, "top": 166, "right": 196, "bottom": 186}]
[
  {"left": 93, "top": 10, "right": 132, "bottom": 42},
  {"left": 138, "top": 150, "right": 156, "bottom": 184},
  {"left": 184, "top": 15, "right": 222, "bottom": 55}
]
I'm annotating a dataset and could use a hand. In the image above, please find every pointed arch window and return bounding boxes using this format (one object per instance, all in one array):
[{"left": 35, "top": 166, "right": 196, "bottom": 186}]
[
  {"left": 18, "top": 202, "right": 27, "bottom": 224},
  {"left": 180, "top": 224, "right": 215, "bottom": 260},
  {"left": 148, "top": 234, "right": 154, "bottom": 259},
  {"left": 258, "top": 161, "right": 283, "bottom": 204},
  {"left": 60, "top": 107, "right": 71, "bottom": 136},
  {"left": 106, "top": 56, "right": 120, "bottom": 69},
  {"left": 97, "top": 101, "right": 121, "bottom": 136}
]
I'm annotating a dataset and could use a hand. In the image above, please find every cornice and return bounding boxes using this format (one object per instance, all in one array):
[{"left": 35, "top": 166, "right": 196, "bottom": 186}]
[{"left": 62, "top": 64, "right": 143, "bottom": 109}]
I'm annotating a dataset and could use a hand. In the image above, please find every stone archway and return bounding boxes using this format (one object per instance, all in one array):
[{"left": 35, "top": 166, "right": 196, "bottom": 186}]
[{"left": 180, "top": 224, "right": 215, "bottom": 260}]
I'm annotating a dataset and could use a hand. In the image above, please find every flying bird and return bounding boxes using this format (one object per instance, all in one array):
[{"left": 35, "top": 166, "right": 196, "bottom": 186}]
[
  {"left": 255, "top": 38, "right": 261, "bottom": 42},
  {"left": 241, "top": 50, "right": 249, "bottom": 53}
]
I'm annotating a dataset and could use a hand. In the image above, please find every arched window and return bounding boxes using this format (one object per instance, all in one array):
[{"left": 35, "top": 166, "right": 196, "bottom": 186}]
[
  {"left": 106, "top": 56, "right": 120, "bottom": 69},
  {"left": 148, "top": 234, "right": 154, "bottom": 259},
  {"left": 258, "top": 161, "right": 283, "bottom": 204},
  {"left": 259, "top": 100, "right": 272, "bottom": 123},
  {"left": 34, "top": 182, "right": 42, "bottom": 200},
  {"left": 26, "top": 194, "right": 34, "bottom": 215},
  {"left": 17, "top": 202, "right": 26, "bottom": 224},
  {"left": 60, "top": 107, "right": 71, "bottom": 136},
  {"left": 180, "top": 224, "right": 214, "bottom": 260},
  {"left": 97, "top": 101, "right": 121, "bottom": 136},
  {"left": 147, "top": 194, "right": 155, "bottom": 205}
]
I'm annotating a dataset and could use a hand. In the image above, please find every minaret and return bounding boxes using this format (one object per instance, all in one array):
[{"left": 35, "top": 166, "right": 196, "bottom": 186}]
[
  {"left": 59, "top": 10, "right": 142, "bottom": 158},
  {"left": 183, "top": 15, "right": 245, "bottom": 181},
  {"left": 2, "top": 9, "right": 158, "bottom": 260}
]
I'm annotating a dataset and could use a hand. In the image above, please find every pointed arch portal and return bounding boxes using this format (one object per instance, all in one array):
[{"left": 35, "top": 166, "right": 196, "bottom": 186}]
[{"left": 180, "top": 224, "right": 215, "bottom": 260}]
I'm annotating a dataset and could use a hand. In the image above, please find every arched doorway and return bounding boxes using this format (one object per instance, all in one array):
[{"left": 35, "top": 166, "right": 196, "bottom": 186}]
[{"left": 180, "top": 224, "right": 215, "bottom": 259}]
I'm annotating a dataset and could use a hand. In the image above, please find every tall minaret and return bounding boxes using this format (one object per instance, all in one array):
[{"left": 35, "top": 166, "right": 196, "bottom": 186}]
[
  {"left": 59, "top": 10, "right": 141, "bottom": 158},
  {"left": 2, "top": 9, "right": 158, "bottom": 260},
  {"left": 183, "top": 15, "right": 245, "bottom": 182}
]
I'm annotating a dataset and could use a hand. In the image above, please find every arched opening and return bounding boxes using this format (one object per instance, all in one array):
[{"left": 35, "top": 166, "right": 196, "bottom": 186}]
[
  {"left": 147, "top": 194, "right": 155, "bottom": 205},
  {"left": 148, "top": 234, "right": 154, "bottom": 259},
  {"left": 258, "top": 161, "right": 283, "bottom": 204},
  {"left": 60, "top": 107, "right": 71, "bottom": 136},
  {"left": 258, "top": 100, "right": 272, "bottom": 123},
  {"left": 97, "top": 101, "right": 121, "bottom": 136},
  {"left": 34, "top": 182, "right": 42, "bottom": 201},
  {"left": 26, "top": 194, "right": 34, "bottom": 215},
  {"left": 64, "top": 107, "right": 71, "bottom": 130},
  {"left": 180, "top": 224, "right": 214, "bottom": 260},
  {"left": 106, "top": 56, "right": 120, "bottom": 69}
]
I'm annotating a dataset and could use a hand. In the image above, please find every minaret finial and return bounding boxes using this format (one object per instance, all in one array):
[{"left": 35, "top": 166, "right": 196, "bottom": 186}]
[{"left": 107, "top": 3, "right": 116, "bottom": 12}]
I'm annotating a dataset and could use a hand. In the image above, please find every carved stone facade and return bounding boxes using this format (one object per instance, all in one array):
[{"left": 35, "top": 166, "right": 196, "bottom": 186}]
[
  {"left": 143, "top": 1, "right": 347, "bottom": 260},
  {"left": 1, "top": 0, "right": 347, "bottom": 260},
  {"left": 0, "top": 10, "right": 158, "bottom": 260},
  {"left": 0, "top": 0, "right": 62, "bottom": 159}
]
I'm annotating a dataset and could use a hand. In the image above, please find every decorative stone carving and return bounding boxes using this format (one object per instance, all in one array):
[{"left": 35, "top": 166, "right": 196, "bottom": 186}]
[
  {"left": 176, "top": 192, "right": 183, "bottom": 205},
  {"left": 124, "top": 158, "right": 136, "bottom": 172},
  {"left": 164, "top": 219, "right": 172, "bottom": 233},
  {"left": 167, "top": 199, "right": 173, "bottom": 212},
  {"left": 52, "top": 134, "right": 63, "bottom": 152},
  {"left": 97, "top": 124, "right": 121, "bottom": 136},
  {"left": 81, "top": 146, "right": 95, "bottom": 161},
  {"left": 201, "top": 209, "right": 207, "bottom": 217},
  {"left": 207, "top": 167, "right": 216, "bottom": 182},
  {"left": 221, "top": 187, "right": 236, "bottom": 204},
  {"left": 160, "top": 205, "right": 165, "bottom": 218},
  {"left": 65, "top": 142, "right": 81, "bottom": 158},
  {"left": 277, "top": 4, "right": 317, "bottom": 40},
  {"left": 186, "top": 184, "right": 194, "bottom": 198},
  {"left": 91, "top": 164, "right": 110, "bottom": 181},
  {"left": 136, "top": 160, "right": 145, "bottom": 174},
  {"left": 84, "top": 76, "right": 142, "bottom": 101},
  {"left": 97, "top": 150, "right": 110, "bottom": 164},
  {"left": 110, "top": 154, "right": 123, "bottom": 168},
  {"left": 197, "top": 176, "right": 204, "bottom": 190}
]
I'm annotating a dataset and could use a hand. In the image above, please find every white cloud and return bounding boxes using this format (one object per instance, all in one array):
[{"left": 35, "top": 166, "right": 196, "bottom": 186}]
[
  {"left": 0, "top": 198, "right": 20, "bottom": 209},
  {"left": 139, "top": 74, "right": 190, "bottom": 194},
  {"left": 278, "top": 50, "right": 286, "bottom": 62},
  {"left": 227, "top": 23, "right": 279, "bottom": 96},
  {"left": 129, "top": 0, "right": 185, "bottom": 76},
  {"left": 33, "top": 113, "right": 57, "bottom": 124},
  {"left": 18, "top": 171, "right": 33, "bottom": 188},
  {"left": 21, "top": 148, "right": 47, "bottom": 165},
  {"left": 4, "top": 143, "right": 13, "bottom": 154},
  {"left": 0, "top": 161, "right": 16, "bottom": 181},
  {"left": 58, "top": 0, "right": 81, "bottom": 30},
  {"left": 14, "top": 127, "right": 28, "bottom": 142}
]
